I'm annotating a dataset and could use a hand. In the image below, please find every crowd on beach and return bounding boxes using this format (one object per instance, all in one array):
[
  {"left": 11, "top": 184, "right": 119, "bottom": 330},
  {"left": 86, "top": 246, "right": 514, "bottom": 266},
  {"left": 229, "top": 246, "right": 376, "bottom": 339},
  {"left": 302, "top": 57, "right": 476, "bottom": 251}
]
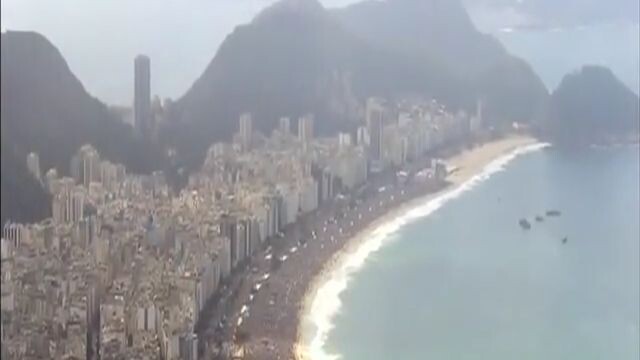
[
  {"left": 204, "top": 152, "right": 448, "bottom": 359},
  {"left": 199, "top": 135, "right": 537, "bottom": 360}
]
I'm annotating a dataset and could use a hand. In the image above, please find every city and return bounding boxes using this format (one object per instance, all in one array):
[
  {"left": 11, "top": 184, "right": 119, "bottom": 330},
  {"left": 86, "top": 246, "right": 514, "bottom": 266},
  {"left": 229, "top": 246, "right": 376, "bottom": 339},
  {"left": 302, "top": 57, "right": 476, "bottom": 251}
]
[
  {"left": 1, "top": 54, "right": 485, "bottom": 360},
  {"left": 3, "top": 0, "right": 639, "bottom": 359}
]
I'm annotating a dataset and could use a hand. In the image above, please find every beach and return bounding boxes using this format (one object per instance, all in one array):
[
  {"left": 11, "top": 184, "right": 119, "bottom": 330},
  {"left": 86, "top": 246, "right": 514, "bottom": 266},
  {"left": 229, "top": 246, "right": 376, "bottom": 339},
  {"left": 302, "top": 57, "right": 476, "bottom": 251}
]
[
  {"left": 207, "top": 135, "right": 540, "bottom": 359},
  {"left": 294, "top": 135, "right": 540, "bottom": 360}
]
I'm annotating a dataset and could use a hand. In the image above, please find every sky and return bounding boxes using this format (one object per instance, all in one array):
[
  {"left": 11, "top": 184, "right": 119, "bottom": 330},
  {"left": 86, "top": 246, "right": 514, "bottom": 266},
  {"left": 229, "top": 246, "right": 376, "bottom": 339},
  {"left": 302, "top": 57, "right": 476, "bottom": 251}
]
[
  {"left": 2, "top": 0, "right": 638, "bottom": 105},
  {"left": 465, "top": 0, "right": 639, "bottom": 94},
  {"left": 0, "top": 0, "right": 360, "bottom": 105},
  {"left": 465, "top": 0, "right": 639, "bottom": 30}
]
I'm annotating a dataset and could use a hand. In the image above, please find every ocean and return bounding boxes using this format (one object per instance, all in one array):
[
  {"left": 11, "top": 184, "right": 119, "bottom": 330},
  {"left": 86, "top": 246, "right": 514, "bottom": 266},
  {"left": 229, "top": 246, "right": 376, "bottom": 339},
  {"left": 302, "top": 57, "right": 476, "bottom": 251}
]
[{"left": 305, "top": 145, "right": 640, "bottom": 360}]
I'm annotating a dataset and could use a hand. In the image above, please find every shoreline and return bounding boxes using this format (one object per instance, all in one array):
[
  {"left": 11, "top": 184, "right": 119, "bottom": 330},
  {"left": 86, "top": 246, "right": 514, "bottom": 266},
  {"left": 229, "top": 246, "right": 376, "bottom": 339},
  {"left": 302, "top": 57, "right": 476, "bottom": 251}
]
[
  {"left": 221, "top": 135, "right": 545, "bottom": 360},
  {"left": 294, "top": 135, "right": 544, "bottom": 360}
]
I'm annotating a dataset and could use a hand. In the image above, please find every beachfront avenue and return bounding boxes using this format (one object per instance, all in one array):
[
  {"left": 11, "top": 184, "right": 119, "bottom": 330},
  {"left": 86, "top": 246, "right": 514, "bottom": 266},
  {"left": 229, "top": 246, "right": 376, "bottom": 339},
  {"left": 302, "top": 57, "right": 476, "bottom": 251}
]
[{"left": 1, "top": 97, "right": 489, "bottom": 359}]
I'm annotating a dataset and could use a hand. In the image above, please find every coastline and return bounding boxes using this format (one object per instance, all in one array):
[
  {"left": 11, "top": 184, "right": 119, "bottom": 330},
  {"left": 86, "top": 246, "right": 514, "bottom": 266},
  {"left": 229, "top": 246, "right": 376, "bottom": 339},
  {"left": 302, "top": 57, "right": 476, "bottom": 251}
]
[{"left": 294, "top": 135, "right": 545, "bottom": 360}]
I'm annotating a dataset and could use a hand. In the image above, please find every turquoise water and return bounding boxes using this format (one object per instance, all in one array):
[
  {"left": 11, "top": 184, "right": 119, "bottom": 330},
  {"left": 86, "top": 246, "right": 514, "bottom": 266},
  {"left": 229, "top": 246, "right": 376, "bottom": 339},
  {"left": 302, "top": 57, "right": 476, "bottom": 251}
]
[{"left": 326, "top": 146, "right": 640, "bottom": 360}]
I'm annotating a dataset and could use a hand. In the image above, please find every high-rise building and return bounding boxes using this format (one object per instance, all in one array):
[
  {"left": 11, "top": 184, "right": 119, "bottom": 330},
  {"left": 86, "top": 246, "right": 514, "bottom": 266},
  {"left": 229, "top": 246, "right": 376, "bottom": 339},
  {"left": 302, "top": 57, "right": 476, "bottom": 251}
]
[
  {"left": 356, "top": 126, "right": 368, "bottom": 147},
  {"left": 52, "top": 194, "right": 64, "bottom": 224},
  {"left": 238, "top": 113, "right": 253, "bottom": 151},
  {"left": 338, "top": 132, "right": 352, "bottom": 151},
  {"left": 44, "top": 168, "right": 58, "bottom": 194},
  {"left": 298, "top": 114, "right": 314, "bottom": 147},
  {"left": 52, "top": 178, "right": 84, "bottom": 225},
  {"left": 218, "top": 231, "right": 232, "bottom": 279},
  {"left": 2, "top": 222, "right": 26, "bottom": 250},
  {"left": 83, "top": 150, "right": 101, "bottom": 188},
  {"left": 26, "top": 152, "right": 41, "bottom": 182},
  {"left": 240, "top": 218, "right": 252, "bottom": 258},
  {"left": 151, "top": 95, "right": 163, "bottom": 128},
  {"left": 312, "top": 167, "right": 334, "bottom": 205},
  {"left": 279, "top": 117, "right": 291, "bottom": 135},
  {"left": 366, "top": 98, "right": 385, "bottom": 161},
  {"left": 71, "top": 190, "right": 85, "bottom": 224},
  {"left": 58, "top": 188, "right": 85, "bottom": 225},
  {"left": 100, "top": 161, "right": 115, "bottom": 192},
  {"left": 72, "top": 145, "right": 101, "bottom": 187},
  {"left": 134, "top": 55, "right": 151, "bottom": 138},
  {"left": 219, "top": 215, "right": 239, "bottom": 269}
]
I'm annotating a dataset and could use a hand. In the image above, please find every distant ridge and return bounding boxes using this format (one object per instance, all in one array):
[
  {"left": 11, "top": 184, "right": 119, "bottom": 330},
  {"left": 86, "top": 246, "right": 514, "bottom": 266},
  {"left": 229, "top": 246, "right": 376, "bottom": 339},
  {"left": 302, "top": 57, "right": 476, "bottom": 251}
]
[{"left": 255, "top": 0, "right": 326, "bottom": 21}]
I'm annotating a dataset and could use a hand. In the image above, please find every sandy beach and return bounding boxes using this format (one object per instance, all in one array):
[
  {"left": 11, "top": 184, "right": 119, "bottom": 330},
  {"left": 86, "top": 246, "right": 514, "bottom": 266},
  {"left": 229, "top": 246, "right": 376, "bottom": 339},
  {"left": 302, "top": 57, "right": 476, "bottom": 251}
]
[
  {"left": 294, "top": 135, "right": 539, "bottom": 360},
  {"left": 205, "top": 134, "right": 541, "bottom": 360}
]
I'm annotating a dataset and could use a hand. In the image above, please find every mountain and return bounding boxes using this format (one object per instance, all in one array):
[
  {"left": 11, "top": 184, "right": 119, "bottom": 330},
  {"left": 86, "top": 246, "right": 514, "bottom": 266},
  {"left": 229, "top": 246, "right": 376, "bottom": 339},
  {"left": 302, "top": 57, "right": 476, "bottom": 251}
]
[
  {"left": 1, "top": 31, "right": 164, "bottom": 224},
  {"left": 163, "top": 0, "right": 473, "bottom": 169},
  {"left": 334, "top": 0, "right": 549, "bottom": 127},
  {"left": 544, "top": 65, "right": 640, "bottom": 145},
  {"left": 166, "top": 0, "right": 549, "bottom": 170},
  {"left": 1, "top": 126, "right": 51, "bottom": 224},
  {"left": 335, "top": 0, "right": 504, "bottom": 77}
]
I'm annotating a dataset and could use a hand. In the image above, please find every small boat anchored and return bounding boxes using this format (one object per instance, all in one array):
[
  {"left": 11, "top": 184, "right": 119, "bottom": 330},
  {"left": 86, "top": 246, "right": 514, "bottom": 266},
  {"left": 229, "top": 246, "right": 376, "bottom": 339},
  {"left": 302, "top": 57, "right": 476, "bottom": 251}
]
[
  {"left": 546, "top": 210, "right": 562, "bottom": 217},
  {"left": 519, "top": 219, "right": 532, "bottom": 230}
]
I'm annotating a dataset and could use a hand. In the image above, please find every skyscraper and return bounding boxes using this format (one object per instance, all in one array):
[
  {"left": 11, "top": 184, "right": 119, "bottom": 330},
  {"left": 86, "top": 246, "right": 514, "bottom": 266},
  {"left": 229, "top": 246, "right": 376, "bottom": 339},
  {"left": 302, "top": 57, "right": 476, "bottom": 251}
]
[
  {"left": 238, "top": 113, "right": 253, "bottom": 151},
  {"left": 338, "top": 132, "right": 352, "bottom": 151},
  {"left": 134, "top": 55, "right": 151, "bottom": 138},
  {"left": 298, "top": 114, "right": 314, "bottom": 147},
  {"left": 366, "top": 98, "right": 385, "bottom": 161},
  {"left": 52, "top": 178, "right": 84, "bottom": 225},
  {"left": 71, "top": 190, "right": 85, "bottom": 224},
  {"left": 279, "top": 117, "right": 291, "bottom": 135},
  {"left": 219, "top": 215, "right": 238, "bottom": 269},
  {"left": 83, "top": 150, "right": 101, "bottom": 188},
  {"left": 72, "top": 145, "right": 101, "bottom": 187},
  {"left": 356, "top": 126, "right": 368, "bottom": 147}
]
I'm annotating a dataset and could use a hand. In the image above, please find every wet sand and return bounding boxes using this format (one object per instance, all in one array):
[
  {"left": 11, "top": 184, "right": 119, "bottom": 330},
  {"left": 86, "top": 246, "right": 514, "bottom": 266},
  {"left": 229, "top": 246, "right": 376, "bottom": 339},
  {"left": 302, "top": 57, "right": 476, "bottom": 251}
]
[{"left": 213, "top": 135, "right": 538, "bottom": 360}]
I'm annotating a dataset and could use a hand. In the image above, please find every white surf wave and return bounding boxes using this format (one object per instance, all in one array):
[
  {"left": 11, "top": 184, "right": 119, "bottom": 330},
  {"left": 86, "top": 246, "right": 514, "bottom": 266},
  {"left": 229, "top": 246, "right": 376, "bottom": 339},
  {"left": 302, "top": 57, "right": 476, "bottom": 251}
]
[{"left": 299, "top": 142, "right": 550, "bottom": 360}]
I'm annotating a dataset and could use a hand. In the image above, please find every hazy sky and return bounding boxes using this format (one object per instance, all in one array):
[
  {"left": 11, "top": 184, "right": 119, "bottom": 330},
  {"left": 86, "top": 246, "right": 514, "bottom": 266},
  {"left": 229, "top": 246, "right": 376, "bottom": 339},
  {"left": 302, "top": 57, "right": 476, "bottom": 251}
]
[
  {"left": 466, "top": 0, "right": 639, "bottom": 30},
  {"left": 1, "top": 0, "right": 360, "bottom": 105},
  {"left": 2, "top": 0, "right": 638, "bottom": 104}
]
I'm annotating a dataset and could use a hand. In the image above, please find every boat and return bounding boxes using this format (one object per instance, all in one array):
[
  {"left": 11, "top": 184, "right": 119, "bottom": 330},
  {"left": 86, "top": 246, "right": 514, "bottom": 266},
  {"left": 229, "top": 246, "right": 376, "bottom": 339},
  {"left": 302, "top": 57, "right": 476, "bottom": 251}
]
[
  {"left": 562, "top": 237, "right": 568, "bottom": 244},
  {"left": 535, "top": 215, "right": 544, "bottom": 222},
  {"left": 519, "top": 219, "right": 531, "bottom": 230},
  {"left": 546, "top": 210, "right": 562, "bottom": 217}
]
